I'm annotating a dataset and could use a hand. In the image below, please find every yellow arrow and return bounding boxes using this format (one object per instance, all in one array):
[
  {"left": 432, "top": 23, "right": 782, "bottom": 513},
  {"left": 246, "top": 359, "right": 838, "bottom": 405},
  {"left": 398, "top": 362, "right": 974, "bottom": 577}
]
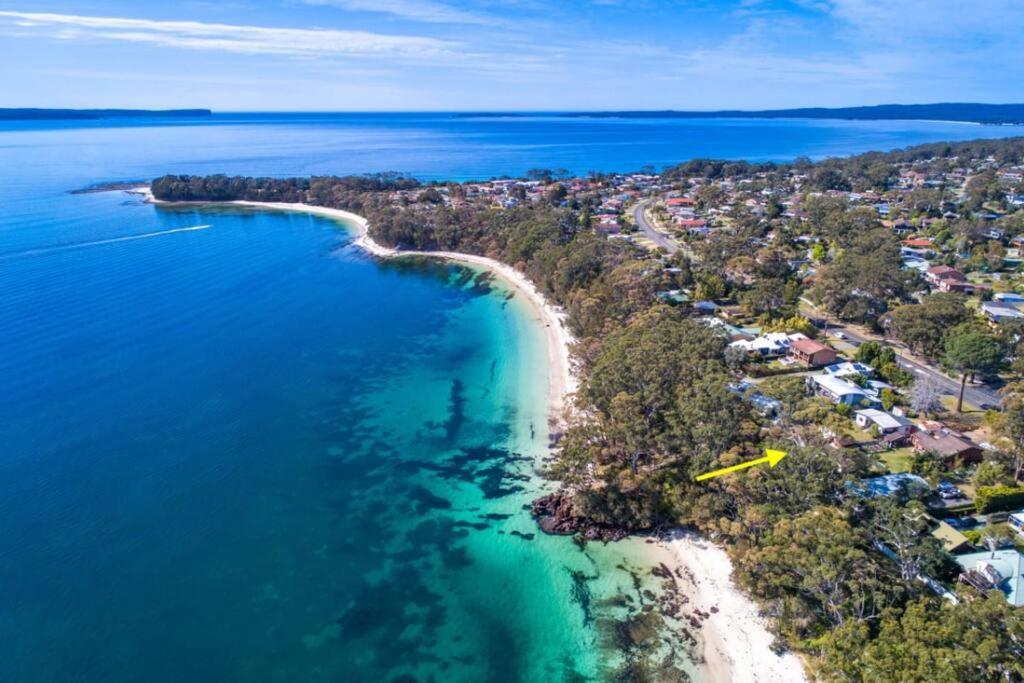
[{"left": 695, "top": 449, "right": 787, "bottom": 482}]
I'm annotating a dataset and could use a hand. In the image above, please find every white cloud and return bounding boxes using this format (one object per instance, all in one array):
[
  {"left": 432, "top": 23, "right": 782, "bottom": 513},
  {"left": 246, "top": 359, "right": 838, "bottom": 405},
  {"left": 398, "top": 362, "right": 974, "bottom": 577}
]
[
  {"left": 814, "top": 0, "right": 1024, "bottom": 44},
  {"left": 0, "top": 11, "right": 458, "bottom": 57},
  {"left": 303, "top": 0, "right": 501, "bottom": 25}
]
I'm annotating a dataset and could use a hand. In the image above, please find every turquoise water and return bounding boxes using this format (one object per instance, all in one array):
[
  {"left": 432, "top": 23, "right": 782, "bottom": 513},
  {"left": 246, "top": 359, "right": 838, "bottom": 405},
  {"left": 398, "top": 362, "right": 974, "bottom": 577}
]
[
  {"left": 1, "top": 114, "right": 1021, "bottom": 681},
  {"left": 0, "top": 191, "right": 669, "bottom": 681}
]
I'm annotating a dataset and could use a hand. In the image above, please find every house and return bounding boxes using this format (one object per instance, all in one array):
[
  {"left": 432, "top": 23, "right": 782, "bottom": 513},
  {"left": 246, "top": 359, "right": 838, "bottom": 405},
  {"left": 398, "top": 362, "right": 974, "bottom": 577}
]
[
  {"left": 810, "top": 374, "right": 876, "bottom": 406},
  {"left": 981, "top": 300, "right": 1024, "bottom": 323},
  {"left": 729, "top": 332, "right": 807, "bottom": 358},
  {"left": 824, "top": 361, "right": 874, "bottom": 379},
  {"left": 881, "top": 426, "right": 915, "bottom": 448},
  {"left": 902, "top": 237, "right": 934, "bottom": 250},
  {"left": 925, "top": 266, "right": 985, "bottom": 294},
  {"left": 911, "top": 427, "right": 984, "bottom": 467},
  {"left": 855, "top": 408, "right": 913, "bottom": 434},
  {"left": 728, "top": 381, "right": 785, "bottom": 417},
  {"left": 748, "top": 393, "right": 783, "bottom": 417},
  {"left": 925, "top": 265, "right": 965, "bottom": 287},
  {"left": 955, "top": 549, "right": 1024, "bottom": 606},
  {"left": 789, "top": 338, "right": 838, "bottom": 367},
  {"left": 931, "top": 521, "right": 974, "bottom": 554},
  {"left": 655, "top": 289, "right": 689, "bottom": 305},
  {"left": 1009, "top": 511, "right": 1024, "bottom": 538}
]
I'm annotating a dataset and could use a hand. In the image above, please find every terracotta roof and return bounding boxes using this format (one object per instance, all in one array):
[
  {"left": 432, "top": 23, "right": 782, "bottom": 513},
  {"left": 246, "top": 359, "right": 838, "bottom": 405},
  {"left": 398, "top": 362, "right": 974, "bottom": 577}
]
[{"left": 790, "top": 338, "right": 832, "bottom": 355}]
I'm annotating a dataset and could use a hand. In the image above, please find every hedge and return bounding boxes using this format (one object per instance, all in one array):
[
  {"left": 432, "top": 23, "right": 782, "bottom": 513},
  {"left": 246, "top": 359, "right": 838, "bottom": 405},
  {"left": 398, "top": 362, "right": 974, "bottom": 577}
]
[{"left": 974, "top": 485, "right": 1024, "bottom": 514}]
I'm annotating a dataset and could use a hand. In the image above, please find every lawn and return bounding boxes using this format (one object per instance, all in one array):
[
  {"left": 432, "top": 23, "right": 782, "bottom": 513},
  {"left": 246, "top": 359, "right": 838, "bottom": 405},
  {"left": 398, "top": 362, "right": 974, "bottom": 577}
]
[{"left": 880, "top": 447, "right": 916, "bottom": 474}]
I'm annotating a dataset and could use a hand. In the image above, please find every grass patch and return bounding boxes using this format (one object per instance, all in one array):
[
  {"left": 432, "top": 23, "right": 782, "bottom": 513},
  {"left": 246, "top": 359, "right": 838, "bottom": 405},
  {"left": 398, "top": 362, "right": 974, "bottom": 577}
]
[{"left": 881, "top": 447, "right": 916, "bottom": 474}]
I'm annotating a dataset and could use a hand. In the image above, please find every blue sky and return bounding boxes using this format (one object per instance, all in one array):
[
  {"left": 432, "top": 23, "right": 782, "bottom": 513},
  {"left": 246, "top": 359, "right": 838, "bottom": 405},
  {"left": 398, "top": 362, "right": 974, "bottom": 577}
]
[{"left": 2, "top": 1, "right": 1022, "bottom": 111}]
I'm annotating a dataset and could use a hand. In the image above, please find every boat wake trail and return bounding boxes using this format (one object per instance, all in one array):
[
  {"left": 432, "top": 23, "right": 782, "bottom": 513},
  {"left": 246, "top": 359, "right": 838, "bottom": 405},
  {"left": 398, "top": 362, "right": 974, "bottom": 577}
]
[{"left": 0, "top": 224, "right": 213, "bottom": 260}]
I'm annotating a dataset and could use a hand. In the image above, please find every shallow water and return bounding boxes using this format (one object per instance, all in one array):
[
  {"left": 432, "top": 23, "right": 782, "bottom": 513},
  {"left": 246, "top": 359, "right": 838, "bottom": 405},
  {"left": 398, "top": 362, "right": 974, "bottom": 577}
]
[{"left": 0, "top": 192, "right": 685, "bottom": 681}]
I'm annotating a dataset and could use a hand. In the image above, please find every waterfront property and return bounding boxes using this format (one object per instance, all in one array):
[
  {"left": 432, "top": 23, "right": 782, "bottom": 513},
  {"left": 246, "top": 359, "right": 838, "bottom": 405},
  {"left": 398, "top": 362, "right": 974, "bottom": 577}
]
[{"left": 956, "top": 549, "right": 1024, "bottom": 606}]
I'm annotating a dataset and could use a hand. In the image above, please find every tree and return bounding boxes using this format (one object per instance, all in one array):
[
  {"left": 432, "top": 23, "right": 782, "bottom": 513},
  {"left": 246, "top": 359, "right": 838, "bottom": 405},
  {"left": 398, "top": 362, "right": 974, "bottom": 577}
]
[
  {"left": 848, "top": 594, "right": 1024, "bottom": 682},
  {"left": 944, "top": 326, "right": 1003, "bottom": 412},
  {"left": 910, "top": 451, "right": 943, "bottom": 484},
  {"left": 911, "top": 376, "right": 944, "bottom": 417},
  {"left": 809, "top": 230, "right": 916, "bottom": 323},
  {"left": 996, "top": 383, "right": 1024, "bottom": 481},
  {"left": 761, "top": 314, "right": 816, "bottom": 337},
  {"left": 884, "top": 293, "right": 971, "bottom": 359},
  {"left": 972, "top": 459, "right": 1011, "bottom": 487},
  {"left": 863, "top": 498, "right": 947, "bottom": 582},
  {"left": 734, "top": 507, "right": 905, "bottom": 636}
]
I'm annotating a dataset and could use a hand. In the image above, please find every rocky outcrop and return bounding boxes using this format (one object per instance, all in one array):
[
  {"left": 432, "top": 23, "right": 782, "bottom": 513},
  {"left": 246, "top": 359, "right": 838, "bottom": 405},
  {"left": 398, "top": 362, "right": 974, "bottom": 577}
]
[{"left": 530, "top": 491, "right": 629, "bottom": 542}]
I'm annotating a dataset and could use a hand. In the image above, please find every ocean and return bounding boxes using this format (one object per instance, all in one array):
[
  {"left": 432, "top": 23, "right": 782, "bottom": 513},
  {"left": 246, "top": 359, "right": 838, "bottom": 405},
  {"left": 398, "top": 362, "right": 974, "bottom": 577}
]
[{"left": 0, "top": 113, "right": 1019, "bottom": 682}]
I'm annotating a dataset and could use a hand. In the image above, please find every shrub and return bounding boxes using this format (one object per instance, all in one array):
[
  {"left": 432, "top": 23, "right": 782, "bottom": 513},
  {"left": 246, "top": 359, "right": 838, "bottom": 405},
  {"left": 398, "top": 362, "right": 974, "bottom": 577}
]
[{"left": 974, "top": 485, "right": 1024, "bottom": 513}]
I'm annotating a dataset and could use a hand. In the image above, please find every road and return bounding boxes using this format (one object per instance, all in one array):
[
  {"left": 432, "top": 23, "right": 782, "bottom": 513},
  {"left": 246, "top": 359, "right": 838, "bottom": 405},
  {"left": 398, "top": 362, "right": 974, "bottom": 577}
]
[
  {"left": 800, "top": 299, "right": 1002, "bottom": 410},
  {"left": 632, "top": 197, "right": 1002, "bottom": 409},
  {"left": 631, "top": 199, "right": 680, "bottom": 254}
]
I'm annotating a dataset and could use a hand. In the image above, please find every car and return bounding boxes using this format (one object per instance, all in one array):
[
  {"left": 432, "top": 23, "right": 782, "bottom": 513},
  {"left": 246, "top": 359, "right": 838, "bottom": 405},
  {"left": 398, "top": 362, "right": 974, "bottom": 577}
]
[
  {"left": 959, "top": 516, "right": 980, "bottom": 529},
  {"left": 834, "top": 331, "right": 847, "bottom": 340},
  {"left": 937, "top": 482, "right": 964, "bottom": 500}
]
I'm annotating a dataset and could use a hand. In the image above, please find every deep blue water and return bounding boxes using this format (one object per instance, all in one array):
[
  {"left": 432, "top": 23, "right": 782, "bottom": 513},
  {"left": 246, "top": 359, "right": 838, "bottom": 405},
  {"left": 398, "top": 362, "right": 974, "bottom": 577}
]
[
  {"left": 4, "top": 112, "right": 1020, "bottom": 185},
  {"left": 1, "top": 113, "right": 1021, "bottom": 682}
]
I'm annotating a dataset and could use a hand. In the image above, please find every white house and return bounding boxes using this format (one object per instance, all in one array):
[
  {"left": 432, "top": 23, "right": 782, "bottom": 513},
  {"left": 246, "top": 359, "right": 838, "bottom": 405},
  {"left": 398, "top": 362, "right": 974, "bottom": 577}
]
[
  {"left": 729, "top": 332, "right": 807, "bottom": 358},
  {"left": 855, "top": 408, "right": 913, "bottom": 434},
  {"left": 810, "top": 375, "right": 877, "bottom": 407},
  {"left": 824, "top": 361, "right": 874, "bottom": 379}
]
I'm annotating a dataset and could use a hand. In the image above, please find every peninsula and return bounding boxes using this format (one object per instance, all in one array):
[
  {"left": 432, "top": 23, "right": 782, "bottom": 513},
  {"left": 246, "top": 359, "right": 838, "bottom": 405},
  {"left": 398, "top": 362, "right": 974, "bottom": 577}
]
[{"left": 466, "top": 103, "right": 1024, "bottom": 125}]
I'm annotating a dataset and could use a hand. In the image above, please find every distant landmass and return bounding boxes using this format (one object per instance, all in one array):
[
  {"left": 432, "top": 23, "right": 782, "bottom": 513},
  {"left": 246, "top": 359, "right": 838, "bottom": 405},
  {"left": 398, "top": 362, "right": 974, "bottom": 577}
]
[
  {"left": 466, "top": 103, "right": 1024, "bottom": 125},
  {"left": 0, "top": 108, "right": 213, "bottom": 120}
]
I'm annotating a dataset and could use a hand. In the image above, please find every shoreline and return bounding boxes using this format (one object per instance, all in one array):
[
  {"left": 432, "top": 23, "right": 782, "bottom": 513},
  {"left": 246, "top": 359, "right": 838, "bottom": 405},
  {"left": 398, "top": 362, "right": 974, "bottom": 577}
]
[
  {"left": 647, "top": 531, "right": 808, "bottom": 683},
  {"left": 134, "top": 190, "right": 577, "bottom": 431},
  {"left": 134, "top": 187, "right": 802, "bottom": 682}
]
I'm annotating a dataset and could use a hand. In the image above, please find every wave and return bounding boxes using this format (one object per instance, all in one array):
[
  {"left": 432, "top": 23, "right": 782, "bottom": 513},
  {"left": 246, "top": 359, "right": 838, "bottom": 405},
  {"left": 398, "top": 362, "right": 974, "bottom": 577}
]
[{"left": 0, "top": 224, "right": 212, "bottom": 260}]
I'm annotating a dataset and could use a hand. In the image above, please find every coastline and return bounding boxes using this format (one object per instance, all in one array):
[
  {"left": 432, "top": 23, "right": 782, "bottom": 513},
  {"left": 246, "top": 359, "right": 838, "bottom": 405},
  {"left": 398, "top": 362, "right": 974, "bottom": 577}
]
[
  {"left": 134, "top": 190, "right": 577, "bottom": 431},
  {"left": 135, "top": 188, "right": 802, "bottom": 682},
  {"left": 648, "top": 531, "right": 808, "bottom": 683}
]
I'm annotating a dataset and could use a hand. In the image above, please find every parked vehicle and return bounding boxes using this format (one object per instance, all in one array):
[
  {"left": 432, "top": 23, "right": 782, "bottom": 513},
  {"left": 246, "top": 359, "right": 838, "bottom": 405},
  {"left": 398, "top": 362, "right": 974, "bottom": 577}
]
[
  {"left": 943, "top": 516, "right": 979, "bottom": 529},
  {"left": 937, "top": 481, "right": 964, "bottom": 500}
]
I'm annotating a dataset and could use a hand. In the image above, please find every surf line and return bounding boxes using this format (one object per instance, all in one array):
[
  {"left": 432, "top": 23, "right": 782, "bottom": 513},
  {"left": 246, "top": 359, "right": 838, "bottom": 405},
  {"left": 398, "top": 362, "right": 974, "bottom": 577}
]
[{"left": 0, "top": 224, "right": 213, "bottom": 260}]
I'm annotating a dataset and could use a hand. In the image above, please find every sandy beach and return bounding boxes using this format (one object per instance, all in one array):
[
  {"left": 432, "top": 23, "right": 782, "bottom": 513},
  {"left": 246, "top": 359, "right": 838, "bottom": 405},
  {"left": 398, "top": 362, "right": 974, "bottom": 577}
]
[{"left": 650, "top": 531, "right": 808, "bottom": 683}]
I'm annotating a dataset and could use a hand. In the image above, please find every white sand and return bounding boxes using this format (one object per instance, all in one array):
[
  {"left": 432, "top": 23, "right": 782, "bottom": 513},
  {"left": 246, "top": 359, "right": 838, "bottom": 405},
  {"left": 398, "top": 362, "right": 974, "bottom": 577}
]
[
  {"left": 655, "top": 530, "right": 808, "bottom": 683},
  {"left": 134, "top": 191, "right": 577, "bottom": 429}
]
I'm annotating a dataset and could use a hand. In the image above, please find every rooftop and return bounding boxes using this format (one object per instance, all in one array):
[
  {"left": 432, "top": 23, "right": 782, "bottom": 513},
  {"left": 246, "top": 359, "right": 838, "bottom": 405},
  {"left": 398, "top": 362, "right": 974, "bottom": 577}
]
[
  {"left": 955, "top": 549, "right": 1024, "bottom": 606},
  {"left": 855, "top": 408, "right": 912, "bottom": 431},
  {"left": 790, "top": 338, "right": 833, "bottom": 355}
]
